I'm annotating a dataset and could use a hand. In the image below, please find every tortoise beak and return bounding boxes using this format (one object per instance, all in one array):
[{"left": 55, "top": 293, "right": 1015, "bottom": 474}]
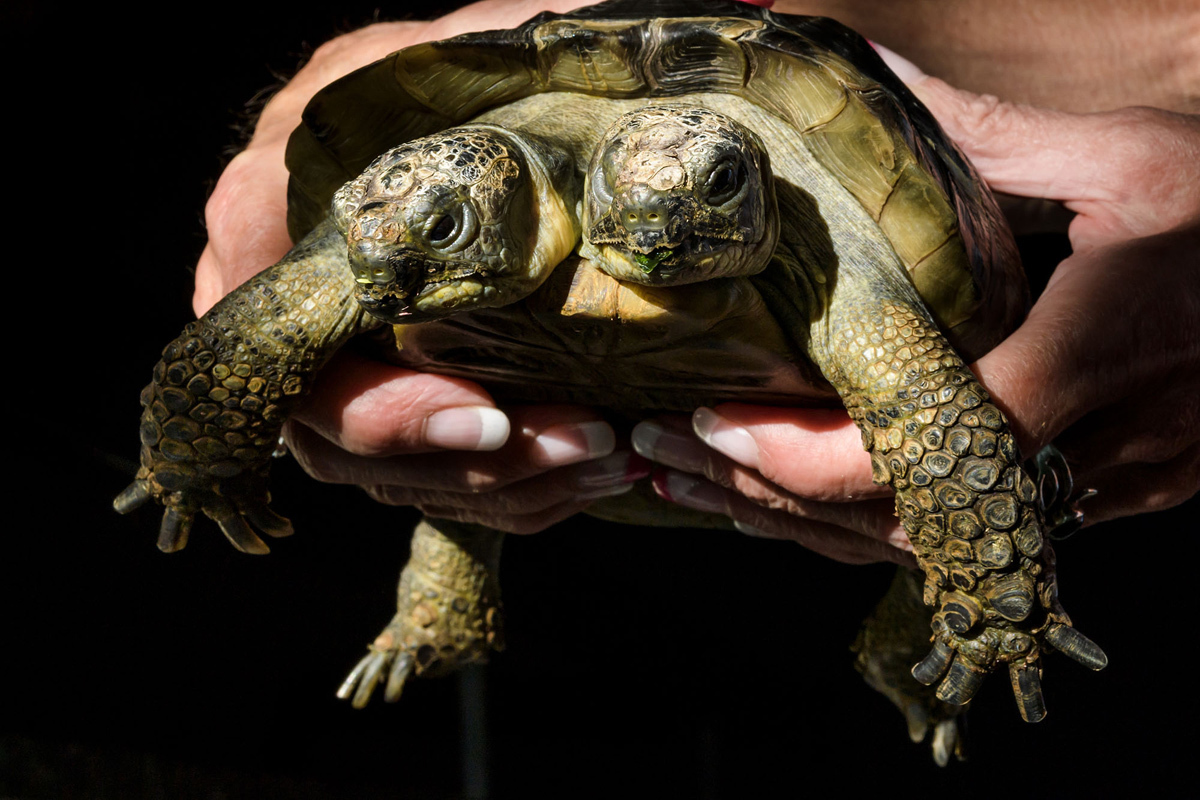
[
  {"left": 606, "top": 184, "right": 695, "bottom": 257},
  {"left": 350, "top": 244, "right": 425, "bottom": 322}
]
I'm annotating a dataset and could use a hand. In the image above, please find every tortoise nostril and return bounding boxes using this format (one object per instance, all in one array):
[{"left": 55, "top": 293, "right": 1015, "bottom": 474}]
[{"left": 619, "top": 187, "right": 669, "bottom": 233}]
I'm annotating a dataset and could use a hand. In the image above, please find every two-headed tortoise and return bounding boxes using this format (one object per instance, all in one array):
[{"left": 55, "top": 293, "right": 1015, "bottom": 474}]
[{"left": 115, "top": 0, "right": 1106, "bottom": 760}]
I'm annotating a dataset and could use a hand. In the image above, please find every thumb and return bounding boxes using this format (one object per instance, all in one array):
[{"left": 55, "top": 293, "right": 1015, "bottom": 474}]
[{"left": 873, "top": 44, "right": 1200, "bottom": 247}]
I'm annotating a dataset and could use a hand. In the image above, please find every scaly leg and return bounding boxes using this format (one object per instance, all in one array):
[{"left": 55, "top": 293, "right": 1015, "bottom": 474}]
[
  {"left": 338, "top": 518, "right": 505, "bottom": 708},
  {"left": 831, "top": 300, "right": 1105, "bottom": 722},
  {"left": 113, "top": 220, "right": 380, "bottom": 553}
]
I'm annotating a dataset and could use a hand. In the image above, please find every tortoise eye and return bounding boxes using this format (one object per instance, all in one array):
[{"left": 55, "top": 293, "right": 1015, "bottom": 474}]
[
  {"left": 706, "top": 163, "right": 742, "bottom": 206},
  {"left": 425, "top": 203, "right": 479, "bottom": 253},
  {"left": 429, "top": 214, "right": 457, "bottom": 244}
]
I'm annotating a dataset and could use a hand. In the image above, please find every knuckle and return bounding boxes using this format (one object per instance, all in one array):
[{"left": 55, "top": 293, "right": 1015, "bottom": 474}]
[
  {"left": 203, "top": 154, "right": 255, "bottom": 233},
  {"left": 958, "top": 91, "right": 1009, "bottom": 140},
  {"left": 363, "top": 484, "right": 413, "bottom": 507}
]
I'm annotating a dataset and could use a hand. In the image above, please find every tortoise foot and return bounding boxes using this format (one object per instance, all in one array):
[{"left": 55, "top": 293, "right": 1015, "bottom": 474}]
[
  {"left": 114, "top": 470, "right": 292, "bottom": 555},
  {"left": 912, "top": 608, "right": 1106, "bottom": 723},
  {"left": 337, "top": 627, "right": 418, "bottom": 708},
  {"left": 855, "top": 568, "right": 968, "bottom": 764},
  {"left": 338, "top": 519, "right": 504, "bottom": 708}
]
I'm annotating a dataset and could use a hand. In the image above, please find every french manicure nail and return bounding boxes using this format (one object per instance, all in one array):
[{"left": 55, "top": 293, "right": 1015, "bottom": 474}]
[
  {"left": 631, "top": 420, "right": 709, "bottom": 473},
  {"left": 692, "top": 407, "right": 760, "bottom": 468},
  {"left": 869, "top": 42, "right": 926, "bottom": 83},
  {"left": 733, "top": 520, "right": 774, "bottom": 539},
  {"left": 423, "top": 406, "right": 510, "bottom": 451},
  {"left": 532, "top": 420, "right": 616, "bottom": 467},
  {"left": 577, "top": 482, "right": 637, "bottom": 501},
  {"left": 576, "top": 452, "right": 650, "bottom": 490},
  {"left": 654, "top": 470, "right": 729, "bottom": 515}
]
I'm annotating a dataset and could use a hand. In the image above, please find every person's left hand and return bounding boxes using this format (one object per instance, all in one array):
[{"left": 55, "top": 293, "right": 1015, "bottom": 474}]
[{"left": 633, "top": 58, "right": 1200, "bottom": 565}]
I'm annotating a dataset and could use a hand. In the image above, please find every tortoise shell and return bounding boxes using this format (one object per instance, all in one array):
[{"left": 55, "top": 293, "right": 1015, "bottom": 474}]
[{"left": 285, "top": 0, "right": 1024, "bottom": 359}]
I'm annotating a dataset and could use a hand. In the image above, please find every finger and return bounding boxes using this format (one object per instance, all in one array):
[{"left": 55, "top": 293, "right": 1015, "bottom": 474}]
[
  {"left": 195, "top": 151, "right": 293, "bottom": 315},
  {"left": 417, "top": 498, "right": 595, "bottom": 536},
  {"left": 290, "top": 350, "right": 509, "bottom": 456},
  {"left": 1075, "top": 443, "right": 1200, "bottom": 525},
  {"left": 873, "top": 44, "right": 1200, "bottom": 245},
  {"left": 993, "top": 192, "right": 1073, "bottom": 236},
  {"left": 633, "top": 416, "right": 902, "bottom": 545},
  {"left": 651, "top": 469, "right": 913, "bottom": 566},
  {"left": 288, "top": 403, "right": 618, "bottom": 494},
  {"left": 690, "top": 405, "right": 888, "bottom": 501},
  {"left": 363, "top": 452, "right": 649, "bottom": 515},
  {"left": 1056, "top": 376, "right": 1200, "bottom": 471},
  {"left": 974, "top": 225, "right": 1200, "bottom": 459}
]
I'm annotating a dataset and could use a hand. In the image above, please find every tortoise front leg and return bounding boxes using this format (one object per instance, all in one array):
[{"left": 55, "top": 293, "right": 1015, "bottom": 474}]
[
  {"left": 830, "top": 299, "right": 1106, "bottom": 722},
  {"left": 114, "top": 220, "right": 381, "bottom": 553},
  {"left": 338, "top": 518, "right": 505, "bottom": 707}
]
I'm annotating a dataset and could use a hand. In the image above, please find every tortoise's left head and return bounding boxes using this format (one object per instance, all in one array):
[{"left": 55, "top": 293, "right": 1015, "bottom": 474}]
[
  {"left": 333, "top": 125, "right": 576, "bottom": 323},
  {"left": 583, "top": 105, "right": 778, "bottom": 285}
]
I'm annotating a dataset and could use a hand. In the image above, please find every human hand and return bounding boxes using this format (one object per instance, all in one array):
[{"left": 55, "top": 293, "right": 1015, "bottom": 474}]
[
  {"left": 192, "top": 1, "right": 655, "bottom": 536},
  {"left": 635, "top": 49, "right": 1200, "bottom": 562}
]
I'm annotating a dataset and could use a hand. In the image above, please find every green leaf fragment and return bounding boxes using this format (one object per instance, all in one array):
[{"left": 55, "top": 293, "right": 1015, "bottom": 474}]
[{"left": 634, "top": 249, "right": 673, "bottom": 273}]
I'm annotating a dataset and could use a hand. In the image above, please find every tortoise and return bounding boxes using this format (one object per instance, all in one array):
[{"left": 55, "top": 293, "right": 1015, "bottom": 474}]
[{"left": 114, "top": 0, "right": 1107, "bottom": 759}]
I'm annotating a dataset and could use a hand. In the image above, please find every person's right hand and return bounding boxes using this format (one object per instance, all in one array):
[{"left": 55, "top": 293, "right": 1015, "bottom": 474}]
[{"left": 192, "top": 2, "right": 656, "bottom": 536}]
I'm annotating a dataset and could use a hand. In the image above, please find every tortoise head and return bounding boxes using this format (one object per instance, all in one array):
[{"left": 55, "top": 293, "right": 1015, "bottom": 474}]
[
  {"left": 583, "top": 105, "right": 778, "bottom": 285},
  {"left": 333, "top": 126, "right": 576, "bottom": 323}
]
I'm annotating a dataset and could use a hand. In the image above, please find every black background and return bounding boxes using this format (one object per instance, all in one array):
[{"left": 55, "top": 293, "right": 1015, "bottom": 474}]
[{"left": 5, "top": 2, "right": 1195, "bottom": 798}]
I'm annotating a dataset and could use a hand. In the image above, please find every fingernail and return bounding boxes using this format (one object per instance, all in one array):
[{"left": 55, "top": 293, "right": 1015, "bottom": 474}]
[
  {"left": 575, "top": 452, "right": 651, "bottom": 491},
  {"left": 733, "top": 520, "right": 775, "bottom": 539},
  {"left": 423, "top": 406, "right": 510, "bottom": 451},
  {"left": 692, "top": 408, "right": 760, "bottom": 469},
  {"left": 869, "top": 42, "right": 926, "bottom": 83},
  {"left": 531, "top": 420, "right": 616, "bottom": 467},
  {"left": 631, "top": 420, "right": 709, "bottom": 473},
  {"left": 652, "top": 469, "right": 729, "bottom": 515},
  {"left": 577, "top": 482, "right": 637, "bottom": 501}
]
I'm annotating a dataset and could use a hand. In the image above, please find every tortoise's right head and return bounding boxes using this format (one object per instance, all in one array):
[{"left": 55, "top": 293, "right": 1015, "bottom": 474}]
[
  {"left": 333, "top": 126, "right": 576, "bottom": 323},
  {"left": 583, "top": 105, "right": 779, "bottom": 286}
]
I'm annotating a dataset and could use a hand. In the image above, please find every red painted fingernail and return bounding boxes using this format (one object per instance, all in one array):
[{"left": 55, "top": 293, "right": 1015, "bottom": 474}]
[
  {"left": 650, "top": 467, "right": 676, "bottom": 502},
  {"left": 628, "top": 453, "right": 653, "bottom": 481}
]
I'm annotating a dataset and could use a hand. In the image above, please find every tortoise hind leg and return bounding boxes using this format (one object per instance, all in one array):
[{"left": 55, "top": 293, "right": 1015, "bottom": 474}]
[
  {"left": 338, "top": 518, "right": 505, "bottom": 708},
  {"left": 854, "top": 567, "right": 967, "bottom": 765},
  {"left": 827, "top": 299, "right": 1106, "bottom": 722}
]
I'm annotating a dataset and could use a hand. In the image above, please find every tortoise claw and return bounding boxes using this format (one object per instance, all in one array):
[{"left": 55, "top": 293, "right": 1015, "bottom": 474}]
[
  {"left": 206, "top": 502, "right": 270, "bottom": 555},
  {"left": 930, "top": 718, "right": 966, "bottom": 767},
  {"left": 1046, "top": 623, "right": 1108, "bottom": 671},
  {"left": 337, "top": 651, "right": 378, "bottom": 705},
  {"left": 243, "top": 503, "right": 294, "bottom": 539},
  {"left": 113, "top": 479, "right": 152, "bottom": 514},
  {"left": 337, "top": 646, "right": 413, "bottom": 709},
  {"left": 912, "top": 640, "right": 954, "bottom": 686},
  {"left": 1009, "top": 662, "right": 1047, "bottom": 723},
  {"left": 156, "top": 508, "right": 193, "bottom": 553},
  {"left": 352, "top": 651, "right": 389, "bottom": 708},
  {"left": 935, "top": 657, "right": 987, "bottom": 706},
  {"left": 385, "top": 651, "right": 415, "bottom": 703}
]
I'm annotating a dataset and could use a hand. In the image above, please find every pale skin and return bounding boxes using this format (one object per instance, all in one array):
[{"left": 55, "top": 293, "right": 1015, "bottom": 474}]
[{"left": 194, "top": 0, "right": 1199, "bottom": 558}]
